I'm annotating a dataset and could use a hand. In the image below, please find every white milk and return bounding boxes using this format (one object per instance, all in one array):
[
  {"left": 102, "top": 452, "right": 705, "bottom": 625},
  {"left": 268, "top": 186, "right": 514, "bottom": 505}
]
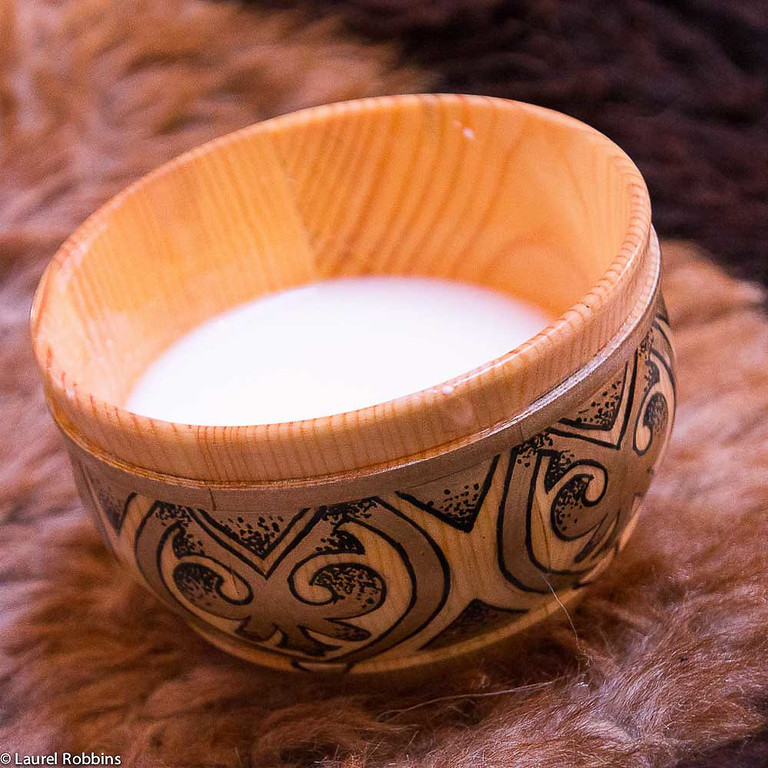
[{"left": 126, "top": 277, "right": 551, "bottom": 426}]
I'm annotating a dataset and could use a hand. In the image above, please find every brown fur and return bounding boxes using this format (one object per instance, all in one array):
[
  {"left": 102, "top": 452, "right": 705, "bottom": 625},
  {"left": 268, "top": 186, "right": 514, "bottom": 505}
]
[{"left": 2, "top": 1, "right": 768, "bottom": 765}]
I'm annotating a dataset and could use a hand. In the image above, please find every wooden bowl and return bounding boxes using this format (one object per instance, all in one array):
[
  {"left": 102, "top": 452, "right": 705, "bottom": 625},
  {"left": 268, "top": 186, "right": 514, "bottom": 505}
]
[{"left": 30, "top": 94, "right": 675, "bottom": 675}]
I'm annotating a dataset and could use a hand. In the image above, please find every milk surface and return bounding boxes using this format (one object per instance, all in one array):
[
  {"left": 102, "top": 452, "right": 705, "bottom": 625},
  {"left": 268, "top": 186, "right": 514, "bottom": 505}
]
[{"left": 126, "top": 277, "right": 551, "bottom": 425}]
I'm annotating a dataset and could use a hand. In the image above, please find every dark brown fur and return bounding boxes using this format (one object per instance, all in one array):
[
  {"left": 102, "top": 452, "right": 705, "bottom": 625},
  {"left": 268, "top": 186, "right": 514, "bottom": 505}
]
[{"left": 2, "top": 1, "right": 768, "bottom": 765}]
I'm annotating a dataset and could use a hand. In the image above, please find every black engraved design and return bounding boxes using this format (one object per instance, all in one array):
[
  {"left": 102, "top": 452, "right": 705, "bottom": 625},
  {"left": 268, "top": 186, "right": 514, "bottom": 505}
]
[
  {"left": 422, "top": 599, "right": 525, "bottom": 651},
  {"left": 81, "top": 467, "right": 134, "bottom": 535},
  {"left": 548, "top": 457, "right": 608, "bottom": 546},
  {"left": 207, "top": 511, "right": 302, "bottom": 560},
  {"left": 497, "top": 317, "right": 675, "bottom": 594},
  {"left": 560, "top": 364, "right": 629, "bottom": 432},
  {"left": 74, "top": 310, "right": 675, "bottom": 672},
  {"left": 130, "top": 496, "right": 449, "bottom": 667},
  {"left": 395, "top": 455, "right": 499, "bottom": 532},
  {"left": 550, "top": 361, "right": 636, "bottom": 450},
  {"left": 633, "top": 321, "right": 675, "bottom": 456}
]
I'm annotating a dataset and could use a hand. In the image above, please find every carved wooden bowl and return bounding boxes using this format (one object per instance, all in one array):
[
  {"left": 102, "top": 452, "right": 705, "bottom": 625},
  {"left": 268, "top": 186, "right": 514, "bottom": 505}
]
[{"left": 30, "top": 95, "right": 675, "bottom": 675}]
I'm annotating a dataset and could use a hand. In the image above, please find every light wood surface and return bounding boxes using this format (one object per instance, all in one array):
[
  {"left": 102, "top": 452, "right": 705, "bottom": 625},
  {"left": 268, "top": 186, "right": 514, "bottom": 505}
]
[
  {"left": 61, "top": 291, "right": 675, "bottom": 674},
  {"left": 31, "top": 94, "right": 651, "bottom": 483},
  {"left": 30, "top": 95, "right": 674, "bottom": 674}
]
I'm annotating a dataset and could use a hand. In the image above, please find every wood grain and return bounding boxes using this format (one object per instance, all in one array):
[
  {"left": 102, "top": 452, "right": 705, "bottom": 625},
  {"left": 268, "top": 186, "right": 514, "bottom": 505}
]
[
  {"left": 31, "top": 94, "right": 652, "bottom": 483},
  {"left": 29, "top": 94, "right": 672, "bottom": 673}
]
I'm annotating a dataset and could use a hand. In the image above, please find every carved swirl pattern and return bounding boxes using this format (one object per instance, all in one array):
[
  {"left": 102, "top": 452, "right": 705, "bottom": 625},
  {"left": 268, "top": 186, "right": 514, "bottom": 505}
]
[
  {"left": 71, "top": 311, "right": 675, "bottom": 673},
  {"left": 497, "top": 313, "right": 676, "bottom": 595}
]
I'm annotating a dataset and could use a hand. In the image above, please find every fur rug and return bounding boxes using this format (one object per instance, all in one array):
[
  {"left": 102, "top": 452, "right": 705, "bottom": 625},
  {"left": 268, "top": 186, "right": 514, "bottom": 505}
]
[{"left": 2, "top": 0, "right": 768, "bottom": 765}]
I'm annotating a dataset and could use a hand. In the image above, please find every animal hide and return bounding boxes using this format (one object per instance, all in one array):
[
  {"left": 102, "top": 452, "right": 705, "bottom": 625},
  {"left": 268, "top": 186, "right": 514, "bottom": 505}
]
[{"left": 1, "top": 1, "right": 767, "bottom": 765}]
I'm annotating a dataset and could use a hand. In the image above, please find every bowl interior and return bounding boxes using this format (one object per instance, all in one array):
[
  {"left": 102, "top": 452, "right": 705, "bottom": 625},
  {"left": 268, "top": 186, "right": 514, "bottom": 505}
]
[{"left": 34, "top": 96, "right": 635, "bottom": 411}]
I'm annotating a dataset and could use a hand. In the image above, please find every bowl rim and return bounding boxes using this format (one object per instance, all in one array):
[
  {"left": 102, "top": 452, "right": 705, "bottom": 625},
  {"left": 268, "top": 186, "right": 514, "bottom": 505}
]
[
  {"left": 59, "top": 236, "right": 660, "bottom": 504},
  {"left": 31, "top": 93, "right": 653, "bottom": 484}
]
